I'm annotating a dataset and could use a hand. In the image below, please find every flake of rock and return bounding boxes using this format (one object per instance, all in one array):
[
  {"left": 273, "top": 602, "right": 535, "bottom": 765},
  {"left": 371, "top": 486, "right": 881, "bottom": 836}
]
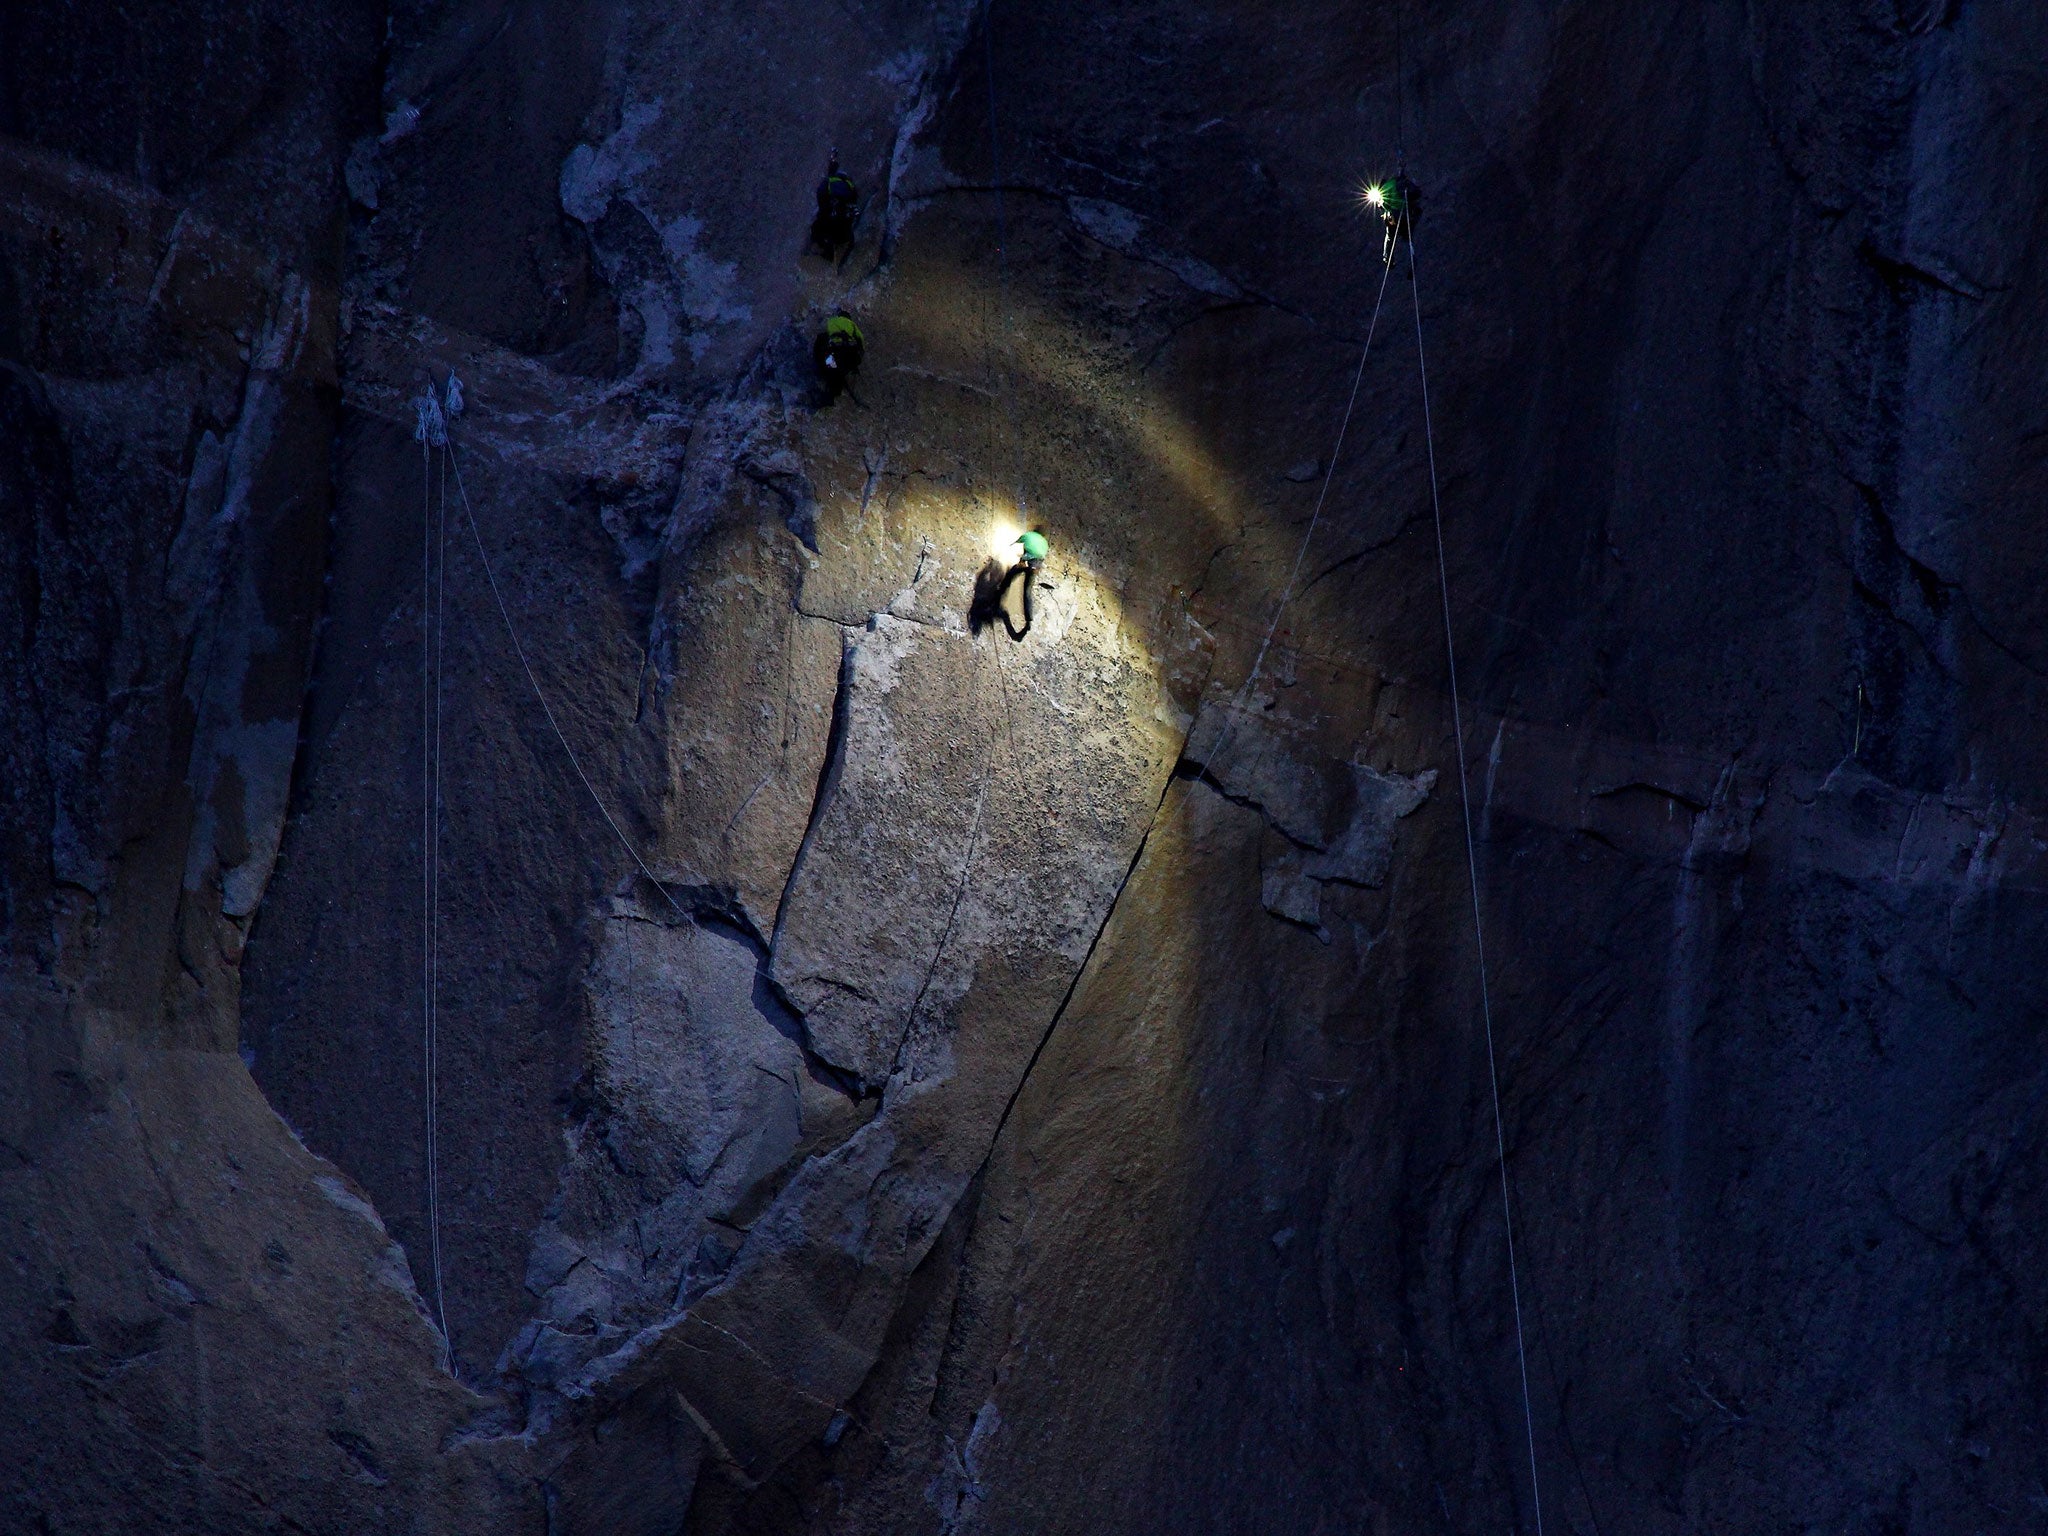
[
  {"left": 770, "top": 614, "right": 994, "bottom": 1086},
  {"left": 1301, "top": 765, "right": 1437, "bottom": 887}
]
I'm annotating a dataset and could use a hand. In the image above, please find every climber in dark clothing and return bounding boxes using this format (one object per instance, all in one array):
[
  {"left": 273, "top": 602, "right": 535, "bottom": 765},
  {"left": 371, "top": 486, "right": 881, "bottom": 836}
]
[
  {"left": 813, "top": 311, "right": 865, "bottom": 400},
  {"left": 969, "top": 529, "right": 1048, "bottom": 640},
  {"left": 812, "top": 154, "right": 860, "bottom": 261},
  {"left": 1370, "top": 173, "right": 1421, "bottom": 262}
]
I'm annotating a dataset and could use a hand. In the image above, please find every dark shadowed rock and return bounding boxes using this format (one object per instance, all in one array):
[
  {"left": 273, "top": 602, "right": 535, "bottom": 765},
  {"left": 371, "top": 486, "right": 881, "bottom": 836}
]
[{"left": 6, "top": 0, "right": 2048, "bottom": 1531}]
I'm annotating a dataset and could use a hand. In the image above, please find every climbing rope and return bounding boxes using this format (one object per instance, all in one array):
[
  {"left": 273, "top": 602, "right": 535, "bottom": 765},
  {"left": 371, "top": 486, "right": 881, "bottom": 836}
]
[
  {"left": 981, "top": 0, "right": 1027, "bottom": 526},
  {"left": 880, "top": 0, "right": 1038, "bottom": 1036},
  {"left": 432, "top": 444, "right": 451, "bottom": 1365},
  {"left": 975, "top": 0, "right": 1035, "bottom": 806},
  {"left": 403, "top": 379, "right": 711, "bottom": 1364},
  {"left": 407, "top": 386, "right": 704, "bottom": 1371},
  {"left": 1394, "top": 0, "right": 1407, "bottom": 175},
  {"left": 1200, "top": 243, "right": 1396, "bottom": 780},
  {"left": 443, "top": 439, "right": 699, "bottom": 926},
  {"left": 976, "top": 0, "right": 1036, "bottom": 777},
  {"left": 416, "top": 414, "right": 452, "bottom": 1369},
  {"left": 1407, "top": 225, "right": 1546, "bottom": 1534}
]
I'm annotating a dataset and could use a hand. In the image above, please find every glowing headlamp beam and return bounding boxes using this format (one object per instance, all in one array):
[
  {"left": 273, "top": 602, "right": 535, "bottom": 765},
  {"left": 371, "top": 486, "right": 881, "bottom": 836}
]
[{"left": 987, "top": 516, "right": 1023, "bottom": 562}]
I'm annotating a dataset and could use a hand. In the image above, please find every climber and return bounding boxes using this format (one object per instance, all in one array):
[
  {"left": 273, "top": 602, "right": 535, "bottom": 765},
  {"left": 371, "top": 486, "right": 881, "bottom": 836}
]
[
  {"left": 969, "top": 528, "right": 1047, "bottom": 641},
  {"left": 1367, "top": 173, "right": 1420, "bottom": 261},
  {"left": 813, "top": 310, "right": 865, "bottom": 401},
  {"left": 811, "top": 153, "right": 861, "bottom": 262}
]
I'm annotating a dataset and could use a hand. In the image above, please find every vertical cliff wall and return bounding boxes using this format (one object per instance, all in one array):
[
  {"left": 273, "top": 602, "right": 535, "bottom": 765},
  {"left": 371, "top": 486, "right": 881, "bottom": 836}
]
[{"left": 5, "top": 1, "right": 2047, "bottom": 1532}]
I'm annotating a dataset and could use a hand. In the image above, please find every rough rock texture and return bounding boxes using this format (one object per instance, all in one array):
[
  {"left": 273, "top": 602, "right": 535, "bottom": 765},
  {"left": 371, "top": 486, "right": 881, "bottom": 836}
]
[{"left": 6, "top": 0, "right": 2048, "bottom": 1532}]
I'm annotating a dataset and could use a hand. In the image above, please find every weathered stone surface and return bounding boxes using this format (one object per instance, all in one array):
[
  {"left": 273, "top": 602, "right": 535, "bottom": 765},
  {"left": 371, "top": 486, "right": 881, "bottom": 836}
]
[
  {"left": 772, "top": 614, "right": 993, "bottom": 1087},
  {"left": 507, "top": 910, "right": 874, "bottom": 1399},
  {"left": 0, "top": 3, "right": 535, "bottom": 1525},
  {"left": 638, "top": 522, "right": 841, "bottom": 938},
  {"left": 541, "top": 0, "right": 982, "bottom": 388},
  {"left": 9, "top": 0, "right": 2048, "bottom": 1531},
  {"left": 0, "top": 986, "right": 526, "bottom": 1533}
]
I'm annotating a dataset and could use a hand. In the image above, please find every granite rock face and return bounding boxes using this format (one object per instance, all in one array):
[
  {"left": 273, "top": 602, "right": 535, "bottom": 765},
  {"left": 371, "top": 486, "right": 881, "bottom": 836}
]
[{"left": 6, "top": 1, "right": 2048, "bottom": 1532}]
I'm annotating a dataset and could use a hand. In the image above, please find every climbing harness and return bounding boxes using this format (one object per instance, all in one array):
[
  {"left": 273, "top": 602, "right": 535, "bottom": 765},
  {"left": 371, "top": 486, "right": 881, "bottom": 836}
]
[
  {"left": 817, "top": 161, "right": 858, "bottom": 218},
  {"left": 1409, "top": 224, "right": 1547, "bottom": 1536}
]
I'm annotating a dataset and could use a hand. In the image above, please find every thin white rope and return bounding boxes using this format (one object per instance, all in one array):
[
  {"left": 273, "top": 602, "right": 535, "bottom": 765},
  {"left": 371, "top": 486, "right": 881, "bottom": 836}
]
[
  {"left": 445, "top": 440, "right": 695, "bottom": 924},
  {"left": 976, "top": 0, "right": 1037, "bottom": 816},
  {"left": 981, "top": 0, "right": 1026, "bottom": 523},
  {"left": 1202, "top": 245, "right": 1396, "bottom": 780},
  {"left": 418, "top": 438, "right": 428, "bottom": 1280},
  {"left": 431, "top": 446, "right": 450, "bottom": 1364},
  {"left": 1395, "top": 0, "right": 1407, "bottom": 175},
  {"left": 1407, "top": 226, "right": 1545, "bottom": 1535},
  {"left": 914, "top": 0, "right": 1050, "bottom": 1038},
  {"left": 418, "top": 437, "right": 450, "bottom": 1369}
]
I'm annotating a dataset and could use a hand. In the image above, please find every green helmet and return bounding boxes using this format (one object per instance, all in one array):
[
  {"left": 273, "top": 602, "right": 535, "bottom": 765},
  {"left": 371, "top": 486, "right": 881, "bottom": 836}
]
[{"left": 1017, "top": 529, "right": 1049, "bottom": 562}]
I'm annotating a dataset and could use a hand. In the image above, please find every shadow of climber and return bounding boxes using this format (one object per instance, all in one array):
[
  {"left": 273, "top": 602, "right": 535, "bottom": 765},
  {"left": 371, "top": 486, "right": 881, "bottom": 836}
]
[
  {"left": 969, "top": 558, "right": 1013, "bottom": 636},
  {"left": 968, "top": 529, "right": 1047, "bottom": 641}
]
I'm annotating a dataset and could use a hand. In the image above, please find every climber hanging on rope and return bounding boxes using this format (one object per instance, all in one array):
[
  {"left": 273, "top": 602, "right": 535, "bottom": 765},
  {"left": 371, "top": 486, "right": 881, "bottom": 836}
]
[
  {"left": 813, "top": 309, "right": 865, "bottom": 401},
  {"left": 970, "top": 528, "right": 1048, "bottom": 641},
  {"left": 1365, "top": 173, "right": 1421, "bottom": 262},
  {"left": 811, "top": 153, "right": 860, "bottom": 262}
]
